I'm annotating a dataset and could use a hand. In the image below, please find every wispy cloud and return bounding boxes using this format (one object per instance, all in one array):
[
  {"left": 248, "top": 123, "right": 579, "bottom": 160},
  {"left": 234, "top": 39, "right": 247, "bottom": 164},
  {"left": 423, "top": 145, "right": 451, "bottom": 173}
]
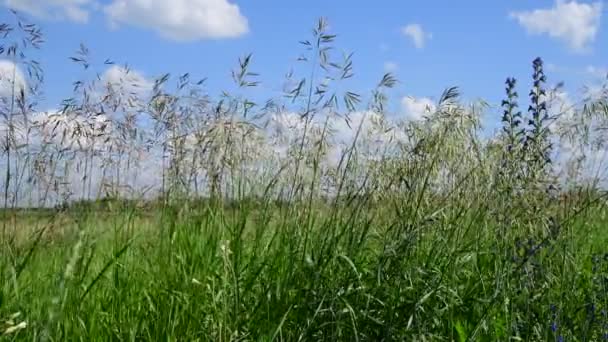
[
  {"left": 4, "top": 0, "right": 93, "bottom": 23},
  {"left": 384, "top": 61, "right": 398, "bottom": 72},
  {"left": 586, "top": 65, "right": 608, "bottom": 79},
  {"left": 401, "top": 23, "right": 431, "bottom": 49}
]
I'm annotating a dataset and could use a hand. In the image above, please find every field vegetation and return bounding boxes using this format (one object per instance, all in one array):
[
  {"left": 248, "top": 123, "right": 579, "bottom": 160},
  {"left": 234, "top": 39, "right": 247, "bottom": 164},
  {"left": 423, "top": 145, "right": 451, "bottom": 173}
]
[{"left": 2, "top": 12, "right": 608, "bottom": 341}]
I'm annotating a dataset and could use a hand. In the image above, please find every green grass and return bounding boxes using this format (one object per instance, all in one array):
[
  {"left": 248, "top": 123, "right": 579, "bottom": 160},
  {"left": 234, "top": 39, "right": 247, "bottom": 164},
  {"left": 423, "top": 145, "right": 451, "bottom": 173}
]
[
  {"left": 2, "top": 190, "right": 608, "bottom": 341},
  {"left": 2, "top": 11, "right": 608, "bottom": 341}
]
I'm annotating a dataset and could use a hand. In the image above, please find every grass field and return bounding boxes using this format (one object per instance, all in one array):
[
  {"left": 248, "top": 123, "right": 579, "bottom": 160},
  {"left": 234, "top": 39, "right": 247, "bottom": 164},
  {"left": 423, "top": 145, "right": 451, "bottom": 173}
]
[
  {"left": 3, "top": 188, "right": 608, "bottom": 341},
  {"left": 2, "top": 12, "right": 608, "bottom": 341}
]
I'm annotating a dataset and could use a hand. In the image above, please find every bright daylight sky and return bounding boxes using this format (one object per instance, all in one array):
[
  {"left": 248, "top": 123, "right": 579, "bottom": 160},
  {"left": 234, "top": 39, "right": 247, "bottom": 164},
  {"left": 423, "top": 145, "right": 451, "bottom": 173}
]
[{"left": 0, "top": 0, "right": 606, "bottom": 132}]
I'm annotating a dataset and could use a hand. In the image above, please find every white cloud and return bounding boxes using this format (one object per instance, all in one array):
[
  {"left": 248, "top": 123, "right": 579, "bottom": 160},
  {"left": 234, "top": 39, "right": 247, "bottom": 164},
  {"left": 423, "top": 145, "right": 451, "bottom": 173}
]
[
  {"left": 4, "top": 0, "right": 93, "bottom": 23},
  {"left": 268, "top": 111, "right": 383, "bottom": 149},
  {"left": 401, "top": 96, "right": 435, "bottom": 121},
  {"left": 104, "top": 0, "right": 249, "bottom": 41},
  {"left": 268, "top": 112, "right": 307, "bottom": 138},
  {"left": 31, "top": 110, "right": 111, "bottom": 150},
  {"left": 401, "top": 23, "right": 430, "bottom": 49},
  {"left": 584, "top": 83, "right": 608, "bottom": 102},
  {"left": 547, "top": 89, "right": 576, "bottom": 133},
  {"left": 91, "top": 65, "right": 154, "bottom": 113},
  {"left": 0, "top": 107, "right": 111, "bottom": 155},
  {"left": 101, "top": 65, "right": 153, "bottom": 96},
  {"left": 327, "top": 111, "right": 404, "bottom": 164},
  {"left": 0, "top": 60, "right": 27, "bottom": 98},
  {"left": 330, "top": 111, "right": 373, "bottom": 144},
  {"left": 510, "top": 0, "right": 602, "bottom": 52},
  {"left": 384, "top": 61, "right": 398, "bottom": 72},
  {"left": 331, "top": 111, "right": 405, "bottom": 145},
  {"left": 266, "top": 111, "right": 406, "bottom": 167},
  {"left": 586, "top": 65, "right": 608, "bottom": 79}
]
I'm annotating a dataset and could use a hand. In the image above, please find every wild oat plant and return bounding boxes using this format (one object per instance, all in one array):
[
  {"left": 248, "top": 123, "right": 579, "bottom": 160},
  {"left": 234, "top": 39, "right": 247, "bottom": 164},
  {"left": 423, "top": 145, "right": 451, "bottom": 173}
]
[{"left": 2, "top": 11, "right": 608, "bottom": 341}]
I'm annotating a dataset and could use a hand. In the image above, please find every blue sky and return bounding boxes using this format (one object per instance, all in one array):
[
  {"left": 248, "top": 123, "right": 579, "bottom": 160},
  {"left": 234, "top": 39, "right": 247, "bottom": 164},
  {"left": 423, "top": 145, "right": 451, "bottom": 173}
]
[{"left": 1, "top": 0, "right": 607, "bottom": 127}]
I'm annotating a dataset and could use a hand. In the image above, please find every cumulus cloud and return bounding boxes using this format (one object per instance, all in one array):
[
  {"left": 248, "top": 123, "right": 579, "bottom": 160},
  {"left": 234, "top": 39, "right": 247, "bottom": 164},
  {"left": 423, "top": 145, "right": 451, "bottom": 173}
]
[
  {"left": 266, "top": 111, "right": 406, "bottom": 166},
  {"left": 101, "top": 65, "right": 153, "bottom": 96},
  {"left": 510, "top": 0, "right": 602, "bottom": 52},
  {"left": 268, "top": 112, "right": 379, "bottom": 149},
  {"left": 4, "top": 0, "right": 93, "bottom": 23},
  {"left": 0, "top": 60, "right": 27, "bottom": 98},
  {"left": 3, "top": 0, "right": 250, "bottom": 41},
  {"left": 30, "top": 110, "right": 111, "bottom": 151},
  {"left": 0, "top": 107, "right": 111, "bottom": 159},
  {"left": 549, "top": 90, "right": 575, "bottom": 117},
  {"left": 88, "top": 65, "right": 154, "bottom": 114},
  {"left": 401, "top": 96, "right": 435, "bottom": 121},
  {"left": 104, "top": 0, "right": 249, "bottom": 41},
  {"left": 401, "top": 24, "right": 430, "bottom": 49},
  {"left": 545, "top": 89, "right": 577, "bottom": 134}
]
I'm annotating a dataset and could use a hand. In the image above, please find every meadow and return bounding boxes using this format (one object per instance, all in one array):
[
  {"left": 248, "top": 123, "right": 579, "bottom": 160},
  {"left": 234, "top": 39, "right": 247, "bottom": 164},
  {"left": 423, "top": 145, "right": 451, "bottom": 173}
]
[{"left": 2, "top": 13, "right": 608, "bottom": 341}]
